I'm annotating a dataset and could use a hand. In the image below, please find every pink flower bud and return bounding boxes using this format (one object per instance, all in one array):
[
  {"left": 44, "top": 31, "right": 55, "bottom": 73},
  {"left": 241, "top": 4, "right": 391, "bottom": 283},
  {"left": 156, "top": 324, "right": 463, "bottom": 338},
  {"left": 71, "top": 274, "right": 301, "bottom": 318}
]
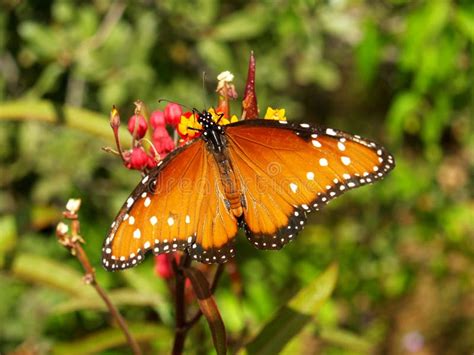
[
  {"left": 125, "top": 147, "right": 150, "bottom": 170},
  {"left": 164, "top": 103, "right": 182, "bottom": 127},
  {"left": 150, "top": 110, "right": 166, "bottom": 129},
  {"left": 154, "top": 254, "right": 174, "bottom": 279},
  {"left": 127, "top": 114, "right": 148, "bottom": 139},
  {"left": 152, "top": 127, "right": 175, "bottom": 158},
  {"left": 147, "top": 154, "right": 158, "bottom": 169}
]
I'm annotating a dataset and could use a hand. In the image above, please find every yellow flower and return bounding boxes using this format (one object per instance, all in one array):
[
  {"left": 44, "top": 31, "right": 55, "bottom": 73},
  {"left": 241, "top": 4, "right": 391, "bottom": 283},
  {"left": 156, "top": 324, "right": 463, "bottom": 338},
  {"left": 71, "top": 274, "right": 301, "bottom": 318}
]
[
  {"left": 208, "top": 108, "right": 239, "bottom": 125},
  {"left": 178, "top": 113, "right": 202, "bottom": 139},
  {"left": 264, "top": 107, "right": 287, "bottom": 121}
]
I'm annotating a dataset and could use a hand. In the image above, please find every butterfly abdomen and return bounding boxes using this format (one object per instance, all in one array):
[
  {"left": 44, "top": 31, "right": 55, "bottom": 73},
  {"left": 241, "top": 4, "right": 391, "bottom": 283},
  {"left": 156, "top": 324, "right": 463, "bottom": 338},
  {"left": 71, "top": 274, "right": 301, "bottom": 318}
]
[{"left": 213, "top": 153, "right": 244, "bottom": 217}]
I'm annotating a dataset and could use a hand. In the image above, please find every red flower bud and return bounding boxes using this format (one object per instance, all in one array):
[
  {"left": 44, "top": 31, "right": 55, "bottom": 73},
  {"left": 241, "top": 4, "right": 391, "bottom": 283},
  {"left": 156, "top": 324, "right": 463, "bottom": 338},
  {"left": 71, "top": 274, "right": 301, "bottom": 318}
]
[
  {"left": 154, "top": 254, "right": 174, "bottom": 279},
  {"left": 164, "top": 103, "right": 182, "bottom": 127},
  {"left": 152, "top": 126, "right": 175, "bottom": 158},
  {"left": 127, "top": 114, "right": 148, "bottom": 139},
  {"left": 125, "top": 147, "right": 150, "bottom": 170},
  {"left": 150, "top": 110, "right": 166, "bottom": 129},
  {"left": 147, "top": 154, "right": 159, "bottom": 168}
]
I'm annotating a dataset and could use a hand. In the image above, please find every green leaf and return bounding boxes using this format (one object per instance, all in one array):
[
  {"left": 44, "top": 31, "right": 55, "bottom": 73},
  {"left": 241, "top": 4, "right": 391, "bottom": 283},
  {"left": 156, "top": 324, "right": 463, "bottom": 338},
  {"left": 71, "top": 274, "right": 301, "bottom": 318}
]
[
  {"left": 0, "top": 215, "right": 17, "bottom": 268},
  {"left": 196, "top": 39, "right": 235, "bottom": 74},
  {"left": 51, "top": 322, "right": 172, "bottom": 355},
  {"left": 19, "top": 22, "right": 61, "bottom": 59},
  {"left": 53, "top": 288, "right": 163, "bottom": 314},
  {"left": 356, "top": 19, "right": 381, "bottom": 85},
  {"left": 245, "top": 263, "right": 339, "bottom": 355},
  {"left": 455, "top": 6, "right": 474, "bottom": 41},
  {"left": 211, "top": 6, "right": 271, "bottom": 41},
  {"left": 386, "top": 91, "right": 422, "bottom": 142},
  {"left": 319, "top": 327, "right": 373, "bottom": 352},
  {"left": 120, "top": 268, "right": 174, "bottom": 325},
  {"left": 0, "top": 100, "right": 130, "bottom": 144},
  {"left": 25, "top": 63, "right": 65, "bottom": 97},
  {"left": 11, "top": 253, "right": 95, "bottom": 298}
]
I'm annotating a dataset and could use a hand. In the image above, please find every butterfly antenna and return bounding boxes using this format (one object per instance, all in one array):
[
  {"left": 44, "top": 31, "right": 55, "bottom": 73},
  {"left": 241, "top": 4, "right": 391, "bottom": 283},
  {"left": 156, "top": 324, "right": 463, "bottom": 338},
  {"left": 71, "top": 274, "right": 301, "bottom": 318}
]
[
  {"left": 158, "top": 99, "right": 193, "bottom": 112},
  {"left": 202, "top": 71, "right": 210, "bottom": 110}
]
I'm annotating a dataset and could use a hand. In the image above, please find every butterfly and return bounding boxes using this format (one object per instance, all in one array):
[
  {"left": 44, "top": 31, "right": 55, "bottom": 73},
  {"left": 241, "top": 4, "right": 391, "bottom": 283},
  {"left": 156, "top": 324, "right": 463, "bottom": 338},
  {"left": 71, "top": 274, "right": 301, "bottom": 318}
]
[{"left": 102, "top": 111, "right": 395, "bottom": 270}]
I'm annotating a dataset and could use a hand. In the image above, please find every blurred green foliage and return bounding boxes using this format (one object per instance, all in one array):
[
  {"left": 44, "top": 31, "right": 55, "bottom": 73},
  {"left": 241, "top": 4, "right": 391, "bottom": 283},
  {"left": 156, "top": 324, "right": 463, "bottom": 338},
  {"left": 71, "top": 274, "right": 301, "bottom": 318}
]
[{"left": 0, "top": 0, "right": 473, "bottom": 354}]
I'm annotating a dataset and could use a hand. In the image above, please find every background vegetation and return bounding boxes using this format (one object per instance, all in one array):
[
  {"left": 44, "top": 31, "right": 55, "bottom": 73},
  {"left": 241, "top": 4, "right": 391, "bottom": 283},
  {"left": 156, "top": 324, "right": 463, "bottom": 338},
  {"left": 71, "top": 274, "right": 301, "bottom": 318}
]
[{"left": 1, "top": 0, "right": 473, "bottom": 354}]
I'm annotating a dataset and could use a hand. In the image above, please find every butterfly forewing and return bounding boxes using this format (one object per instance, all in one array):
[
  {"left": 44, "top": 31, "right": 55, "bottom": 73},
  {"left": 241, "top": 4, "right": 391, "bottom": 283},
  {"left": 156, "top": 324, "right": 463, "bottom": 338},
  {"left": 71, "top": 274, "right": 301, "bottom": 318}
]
[
  {"left": 102, "top": 140, "right": 238, "bottom": 270},
  {"left": 225, "top": 120, "right": 395, "bottom": 249}
]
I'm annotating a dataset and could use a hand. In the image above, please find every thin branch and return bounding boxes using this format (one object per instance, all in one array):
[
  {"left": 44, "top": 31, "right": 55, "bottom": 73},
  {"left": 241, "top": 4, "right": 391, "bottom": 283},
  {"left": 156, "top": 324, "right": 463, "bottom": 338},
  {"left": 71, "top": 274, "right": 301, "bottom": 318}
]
[
  {"left": 171, "top": 253, "right": 191, "bottom": 355},
  {"left": 56, "top": 199, "right": 142, "bottom": 355}
]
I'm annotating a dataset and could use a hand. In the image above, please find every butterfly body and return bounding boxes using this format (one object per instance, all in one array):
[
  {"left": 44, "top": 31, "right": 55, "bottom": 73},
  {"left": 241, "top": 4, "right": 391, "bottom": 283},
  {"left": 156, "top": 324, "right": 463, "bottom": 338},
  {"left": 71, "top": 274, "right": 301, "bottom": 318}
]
[
  {"left": 102, "top": 112, "right": 395, "bottom": 271},
  {"left": 199, "top": 111, "right": 245, "bottom": 217}
]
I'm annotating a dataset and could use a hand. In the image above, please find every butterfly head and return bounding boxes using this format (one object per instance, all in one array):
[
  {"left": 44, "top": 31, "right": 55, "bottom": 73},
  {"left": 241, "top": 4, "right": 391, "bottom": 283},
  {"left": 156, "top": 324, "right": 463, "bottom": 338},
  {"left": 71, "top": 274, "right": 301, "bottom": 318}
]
[
  {"left": 196, "top": 110, "right": 226, "bottom": 151},
  {"left": 196, "top": 110, "right": 214, "bottom": 126}
]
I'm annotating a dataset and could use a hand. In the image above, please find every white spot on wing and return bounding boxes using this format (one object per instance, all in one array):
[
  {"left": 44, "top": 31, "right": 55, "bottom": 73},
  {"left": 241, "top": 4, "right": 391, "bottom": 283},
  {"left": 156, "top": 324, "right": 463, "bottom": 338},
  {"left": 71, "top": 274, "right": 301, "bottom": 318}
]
[
  {"left": 319, "top": 158, "right": 328, "bottom": 166},
  {"left": 306, "top": 171, "right": 315, "bottom": 180},
  {"left": 144, "top": 197, "right": 151, "bottom": 207},
  {"left": 290, "top": 183, "right": 298, "bottom": 193},
  {"left": 341, "top": 156, "right": 351, "bottom": 165},
  {"left": 126, "top": 197, "right": 134, "bottom": 208},
  {"left": 128, "top": 216, "right": 135, "bottom": 225},
  {"left": 133, "top": 228, "right": 141, "bottom": 239},
  {"left": 150, "top": 216, "right": 158, "bottom": 225},
  {"left": 312, "top": 139, "right": 322, "bottom": 148},
  {"left": 167, "top": 217, "right": 174, "bottom": 226},
  {"left": 337, "top": 142, "right": 346, "bottom": 151},
  {"left": 185, "top": 215, "right": 191, "bottom": 224},
  {"left": 326, "top": 128, "right": 337, "bottom": 136}
]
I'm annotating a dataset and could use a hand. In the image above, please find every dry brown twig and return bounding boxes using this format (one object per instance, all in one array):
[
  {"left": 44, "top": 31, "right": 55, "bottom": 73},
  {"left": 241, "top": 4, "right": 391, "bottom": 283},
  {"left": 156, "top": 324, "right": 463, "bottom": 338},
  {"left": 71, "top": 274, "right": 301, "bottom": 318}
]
[{"left": 56, "top": 198, "right": 142, "bottom": 355}]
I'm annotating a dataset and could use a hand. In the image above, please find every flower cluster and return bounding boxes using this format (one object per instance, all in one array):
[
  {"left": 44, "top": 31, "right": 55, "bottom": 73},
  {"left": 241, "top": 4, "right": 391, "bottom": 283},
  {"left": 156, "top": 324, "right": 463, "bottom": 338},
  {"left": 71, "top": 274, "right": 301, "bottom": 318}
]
[{"left": 109, "top": 101, "right": 182, "bottom": 171}]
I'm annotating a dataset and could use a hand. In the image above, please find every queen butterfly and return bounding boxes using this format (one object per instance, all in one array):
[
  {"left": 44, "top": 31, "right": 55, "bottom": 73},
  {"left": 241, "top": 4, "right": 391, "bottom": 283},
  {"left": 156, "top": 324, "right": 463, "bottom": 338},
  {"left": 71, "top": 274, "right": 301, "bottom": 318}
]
[{"left": 102, "top": 111, "right": 395, "bottom": 270}]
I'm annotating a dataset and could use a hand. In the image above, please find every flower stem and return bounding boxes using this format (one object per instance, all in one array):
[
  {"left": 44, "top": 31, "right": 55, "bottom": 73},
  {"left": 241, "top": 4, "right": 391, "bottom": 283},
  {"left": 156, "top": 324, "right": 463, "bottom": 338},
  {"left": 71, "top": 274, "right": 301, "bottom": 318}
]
[
  {"left": 75, "top": 245, "right": 142, "bottom": 355},
  {"left": 56, "top": 201, "right": 142, "bottom": 355},
  {"left": 171, "top": 253, "right": 192, "bottom": 355}
]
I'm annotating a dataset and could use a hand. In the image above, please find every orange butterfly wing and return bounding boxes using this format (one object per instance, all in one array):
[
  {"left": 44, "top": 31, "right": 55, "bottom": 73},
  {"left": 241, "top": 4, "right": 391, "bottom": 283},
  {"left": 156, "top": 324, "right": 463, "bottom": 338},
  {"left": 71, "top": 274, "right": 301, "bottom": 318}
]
[
  {"left": 225, "top": 120, "right": 395, "bottom": 249},
  {"left": 102, "top": 140, "right": 238, "bottom": 271}
]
